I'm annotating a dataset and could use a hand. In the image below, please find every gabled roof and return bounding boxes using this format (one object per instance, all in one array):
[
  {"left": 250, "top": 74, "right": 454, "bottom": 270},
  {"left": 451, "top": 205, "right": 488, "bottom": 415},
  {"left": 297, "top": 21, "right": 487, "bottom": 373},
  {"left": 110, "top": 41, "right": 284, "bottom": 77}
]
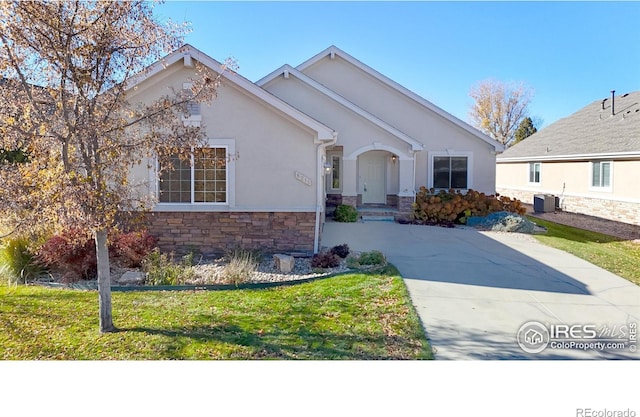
[
  {"left": 282, "top": 45, "right": 503, "bottom": 152},
  {"left": 498, "top": 91, "right": 640, "bottom": 162},
  {"left": 258, "top": 64, "right": 424, "bottom": 151},
  {"left": 125, "top": 44, "right": 336, "bottom": 143}
]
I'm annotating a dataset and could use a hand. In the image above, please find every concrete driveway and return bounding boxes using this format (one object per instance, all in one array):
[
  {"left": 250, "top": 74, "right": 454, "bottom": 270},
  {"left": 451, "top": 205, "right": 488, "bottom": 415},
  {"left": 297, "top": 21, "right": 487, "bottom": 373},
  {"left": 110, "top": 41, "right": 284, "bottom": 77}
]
[{"left": 322, "top": 221, "right": 640, "bottom": 359}]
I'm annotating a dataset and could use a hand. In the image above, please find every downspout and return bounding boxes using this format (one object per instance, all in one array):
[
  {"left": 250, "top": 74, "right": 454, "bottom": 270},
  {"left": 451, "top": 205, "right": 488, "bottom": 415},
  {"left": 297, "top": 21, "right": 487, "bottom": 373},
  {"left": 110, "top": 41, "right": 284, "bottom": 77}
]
[
  {"left": 411, "top": 150, "right": 417, "bottom": 201},
  {"left": 314, "top": 132, "right": 338, "bottom": 253}
]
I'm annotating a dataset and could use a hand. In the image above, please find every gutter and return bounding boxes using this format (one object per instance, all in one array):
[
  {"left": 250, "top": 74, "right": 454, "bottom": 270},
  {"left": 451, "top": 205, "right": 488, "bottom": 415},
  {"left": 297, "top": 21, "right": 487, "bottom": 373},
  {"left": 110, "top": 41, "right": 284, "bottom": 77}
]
[
  {"left": 314, "top": 131, "right": 338, "bottom": 253},
  {"left": 497, "top": 151, "right": 640, "bottom": 163}
]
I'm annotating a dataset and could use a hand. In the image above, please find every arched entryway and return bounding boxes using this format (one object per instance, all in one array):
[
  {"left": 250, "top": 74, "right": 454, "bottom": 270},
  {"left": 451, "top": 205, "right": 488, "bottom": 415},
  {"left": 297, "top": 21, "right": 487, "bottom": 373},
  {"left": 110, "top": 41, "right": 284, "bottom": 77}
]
[{"left": 325, "top": 143, "right": 416, "bottom": 219}]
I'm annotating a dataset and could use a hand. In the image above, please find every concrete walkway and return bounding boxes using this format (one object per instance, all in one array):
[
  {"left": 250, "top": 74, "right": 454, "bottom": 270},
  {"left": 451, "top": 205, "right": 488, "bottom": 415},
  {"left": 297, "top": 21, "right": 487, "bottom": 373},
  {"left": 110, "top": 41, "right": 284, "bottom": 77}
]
[{"left": 322, "top": 221, "right": 640, "bottom": 359}]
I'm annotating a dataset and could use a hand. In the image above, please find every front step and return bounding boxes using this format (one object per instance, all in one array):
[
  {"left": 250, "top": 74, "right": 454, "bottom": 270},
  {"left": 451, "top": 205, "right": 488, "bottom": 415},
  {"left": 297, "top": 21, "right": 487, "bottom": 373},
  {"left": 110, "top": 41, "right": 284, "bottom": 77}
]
[
  {"left": 360, "top": 215, "right": 395, "bottom": 222},
  {"left": 326, "top": 205, "right": 405, "bottom": 222},
  {"left": 358, "top": 207, "right": 400, "bottom": 222}
]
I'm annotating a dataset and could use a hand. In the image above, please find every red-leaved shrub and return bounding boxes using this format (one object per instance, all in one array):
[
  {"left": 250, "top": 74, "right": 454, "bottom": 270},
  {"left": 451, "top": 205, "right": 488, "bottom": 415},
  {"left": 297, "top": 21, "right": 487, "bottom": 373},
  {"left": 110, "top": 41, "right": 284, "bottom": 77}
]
[
  {"left": 37, "top": 229, "right": 97, "bottom": 283},
  {"left": 110, "top": 231, "right": 158, "bottom": 268},
  {"left": 311, "top": 252, "right": 341, "bottom": 269}
]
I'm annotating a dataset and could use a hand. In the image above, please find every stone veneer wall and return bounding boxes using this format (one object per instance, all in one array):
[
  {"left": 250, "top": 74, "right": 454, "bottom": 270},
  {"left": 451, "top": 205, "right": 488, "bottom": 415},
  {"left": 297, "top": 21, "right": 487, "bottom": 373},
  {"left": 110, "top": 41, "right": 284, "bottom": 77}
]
[
  {"left": 326, "top": 194, "right": 342, "bottom": 207},
  {"left": 386, "top": 195, "right": 399, "bottom": 208},
  {"left": 497, "top": 187, "right": 640, "bottom": 226},
  {"left": 398, "top": 196, "right": 415, "bottom": 219},
  {"left": 341, "top": 195, "right": 357, "bottom": 208},
  {"left": 146, "top": 211, "right": 317, "bottom": 254}
]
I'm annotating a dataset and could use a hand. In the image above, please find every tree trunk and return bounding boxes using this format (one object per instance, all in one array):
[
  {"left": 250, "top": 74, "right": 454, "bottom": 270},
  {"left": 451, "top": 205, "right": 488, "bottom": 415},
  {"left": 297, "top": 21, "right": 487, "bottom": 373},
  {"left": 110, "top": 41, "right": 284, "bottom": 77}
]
[{"left": 95, "top": 229, "right": 116, "bottom": 333}]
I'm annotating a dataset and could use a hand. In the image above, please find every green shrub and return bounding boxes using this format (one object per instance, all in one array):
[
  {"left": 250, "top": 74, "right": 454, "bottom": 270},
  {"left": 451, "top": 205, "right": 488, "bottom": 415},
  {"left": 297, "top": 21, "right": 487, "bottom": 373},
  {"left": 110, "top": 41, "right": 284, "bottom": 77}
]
[
  {"left": 0, "top": 237, "right": 45, "bottom": 284},
  {"left": 347, "top": 250, "right": 387, "bottom": 269},
  {"left": 334, "top": 204, "right": 358, "bottom": 222},
  {"left": 141, "top": 249, "right": 195, "bottom": 286}
]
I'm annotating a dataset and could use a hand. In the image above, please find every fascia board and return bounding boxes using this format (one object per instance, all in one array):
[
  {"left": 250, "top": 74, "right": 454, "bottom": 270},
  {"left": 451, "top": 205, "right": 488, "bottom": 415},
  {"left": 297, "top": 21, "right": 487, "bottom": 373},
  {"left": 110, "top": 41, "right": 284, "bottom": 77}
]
[{"left": 497, "top": 151, "right": 640, "bottom": 163}]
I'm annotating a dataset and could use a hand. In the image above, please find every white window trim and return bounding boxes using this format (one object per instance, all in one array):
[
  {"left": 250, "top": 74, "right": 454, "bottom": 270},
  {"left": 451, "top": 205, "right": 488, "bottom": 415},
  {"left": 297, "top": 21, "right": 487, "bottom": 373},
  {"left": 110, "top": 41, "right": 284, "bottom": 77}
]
[
  {"left": 155, "top": 138, "right": 236, "bottom": 209},
  {"left": 427, "top": 151, "right": 473, "bottom": 191},
  {"left": 528, "top": 162, "right": 542, "bottom": 185},
  {"left": 589, "top": 160, "right": 613, "bottom": 192}
]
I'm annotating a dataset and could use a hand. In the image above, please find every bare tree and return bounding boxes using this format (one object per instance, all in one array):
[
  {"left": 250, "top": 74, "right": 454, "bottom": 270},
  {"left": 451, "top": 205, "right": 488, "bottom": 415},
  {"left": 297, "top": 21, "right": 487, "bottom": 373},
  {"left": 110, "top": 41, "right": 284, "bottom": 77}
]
[
  {"left": 0, "top": 1, "right": 224, "bottom": 332},
  {"left": 469, "top": 79, "right": 533, "bottom": 147}
]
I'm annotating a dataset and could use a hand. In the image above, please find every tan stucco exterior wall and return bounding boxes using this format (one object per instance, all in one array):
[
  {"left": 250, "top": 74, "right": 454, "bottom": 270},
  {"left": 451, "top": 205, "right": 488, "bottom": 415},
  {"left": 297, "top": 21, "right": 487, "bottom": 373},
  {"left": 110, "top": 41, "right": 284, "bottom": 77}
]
[
  {"left": 297, "top": 55, "right": 499, "bottom": 194},
  {"left": 127, "top": 61, "right": 320, "bottom": 211},
  {"left": 497, "top": 159, "right": 640, "bottom": 225}
]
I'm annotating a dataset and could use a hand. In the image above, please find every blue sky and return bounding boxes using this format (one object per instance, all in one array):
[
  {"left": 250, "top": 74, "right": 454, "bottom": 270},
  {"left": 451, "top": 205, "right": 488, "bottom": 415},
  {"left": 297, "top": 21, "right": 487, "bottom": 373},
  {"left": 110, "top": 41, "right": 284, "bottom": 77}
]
[{"left": 154, "top": 1, "right": 640, "bottom": 129}]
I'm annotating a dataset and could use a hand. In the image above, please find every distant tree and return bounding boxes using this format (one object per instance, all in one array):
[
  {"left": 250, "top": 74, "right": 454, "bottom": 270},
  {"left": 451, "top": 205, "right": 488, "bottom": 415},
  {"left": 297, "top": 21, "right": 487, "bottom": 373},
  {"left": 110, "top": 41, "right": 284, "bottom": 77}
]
[
  {"left": 469, "top": 79, "right": 533, "bottom": 147},
  {"left": 0, "top": 1, "right": 223, "bottom": 333},
  {"left": 513, "top": 117, "right": 538, "bottom": 145}
]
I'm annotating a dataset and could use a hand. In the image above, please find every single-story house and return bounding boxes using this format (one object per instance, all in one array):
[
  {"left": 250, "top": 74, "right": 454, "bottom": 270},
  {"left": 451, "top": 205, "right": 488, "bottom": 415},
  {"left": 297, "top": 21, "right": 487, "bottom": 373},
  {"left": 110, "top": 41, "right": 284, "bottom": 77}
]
[
  {"left": 127, "top": 44, "right": 503, "bottom": 254},
  {"left": 496, "top": 90, "right": 640, "bottom": 226}
]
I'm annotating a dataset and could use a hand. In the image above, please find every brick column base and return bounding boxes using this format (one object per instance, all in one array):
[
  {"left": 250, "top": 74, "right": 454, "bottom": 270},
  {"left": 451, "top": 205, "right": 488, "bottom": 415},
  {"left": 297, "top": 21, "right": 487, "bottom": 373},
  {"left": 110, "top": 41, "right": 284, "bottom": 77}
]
[
  {"left": 341, "top": 195, "right": 357, "bottom": 208},
  {"left": 397, "top": 196, "right": 415, "bottom": 221}
]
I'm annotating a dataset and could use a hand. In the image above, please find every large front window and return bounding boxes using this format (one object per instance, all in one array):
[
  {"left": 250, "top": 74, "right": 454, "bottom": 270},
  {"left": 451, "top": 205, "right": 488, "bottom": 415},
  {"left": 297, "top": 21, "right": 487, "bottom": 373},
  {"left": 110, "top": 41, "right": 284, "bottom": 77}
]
[
  {"left": 159, "top": 147, "right": 227, "bottom": 203},
  {"left": 433, "top": 156, "right": 468, "bottom": 189}
]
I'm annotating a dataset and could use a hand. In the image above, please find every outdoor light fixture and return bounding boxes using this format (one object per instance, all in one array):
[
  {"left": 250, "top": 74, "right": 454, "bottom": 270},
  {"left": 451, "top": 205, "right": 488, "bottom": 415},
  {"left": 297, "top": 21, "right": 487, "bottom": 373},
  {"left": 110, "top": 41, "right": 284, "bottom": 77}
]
[
  {"left": 324, "top": 162, "right": 332, "bottom": 173},
  {"left": 391, "top": 154, "right": 397, "bottom": 165}
]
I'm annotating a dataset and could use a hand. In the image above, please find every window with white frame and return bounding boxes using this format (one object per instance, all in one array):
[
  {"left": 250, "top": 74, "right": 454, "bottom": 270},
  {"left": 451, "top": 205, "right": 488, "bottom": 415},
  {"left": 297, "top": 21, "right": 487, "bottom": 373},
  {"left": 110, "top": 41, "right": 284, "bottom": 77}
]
[
  {"left": 529, "top": 162, "right": 541, "bottom": 184},
  {"left": 432, "top": 155, "right": 468, "bottom": 189},
  {"left": 591, "top": 161, "right": 612, "bottom": 190},
  {"left": 159, "top": 146, "right": 228, "bottom": 204},
  {"left": 331, "top": 155, "right": 341, "bottom": 190}
]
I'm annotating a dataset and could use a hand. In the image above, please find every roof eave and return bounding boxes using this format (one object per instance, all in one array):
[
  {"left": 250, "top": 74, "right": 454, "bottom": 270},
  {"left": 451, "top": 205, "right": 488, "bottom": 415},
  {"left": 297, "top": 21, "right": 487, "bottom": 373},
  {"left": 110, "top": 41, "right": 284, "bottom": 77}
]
[
  {"left": 292, "top": 45, "right": 503, "bottom": 152},
  {"left": 126, "top": 44, "right": 336, "bottom": 143},
  {"left": 262, "top": 65, "right": 424, "bottom": 152},
  {"left": 497, "top": 151, "right": 640, "bottom": 163}
]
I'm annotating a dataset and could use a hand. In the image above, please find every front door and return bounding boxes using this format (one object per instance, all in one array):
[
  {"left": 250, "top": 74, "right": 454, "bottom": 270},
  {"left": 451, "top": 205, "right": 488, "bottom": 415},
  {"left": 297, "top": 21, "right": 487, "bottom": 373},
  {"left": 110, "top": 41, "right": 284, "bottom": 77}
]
[{"left": 360, "top": 152, "right": 386, "bottom": 204}]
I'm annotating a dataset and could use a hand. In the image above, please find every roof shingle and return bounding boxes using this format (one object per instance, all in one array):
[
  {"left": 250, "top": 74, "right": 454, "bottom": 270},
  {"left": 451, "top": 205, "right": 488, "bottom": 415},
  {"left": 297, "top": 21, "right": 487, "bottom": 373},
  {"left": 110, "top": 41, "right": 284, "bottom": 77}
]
[{"left": 498, "top": 90, "right": 640, "bottom": 161}]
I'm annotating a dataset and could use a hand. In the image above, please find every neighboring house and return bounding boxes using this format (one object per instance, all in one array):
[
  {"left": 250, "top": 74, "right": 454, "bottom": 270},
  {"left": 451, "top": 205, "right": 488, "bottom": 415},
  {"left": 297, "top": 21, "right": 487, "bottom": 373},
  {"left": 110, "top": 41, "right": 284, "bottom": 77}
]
[
  {"left": 496, "top": 91, "right": 640, "bottom": 226},
  {"left": 127, "top": 44, "right": 503, "bottom": 254}
]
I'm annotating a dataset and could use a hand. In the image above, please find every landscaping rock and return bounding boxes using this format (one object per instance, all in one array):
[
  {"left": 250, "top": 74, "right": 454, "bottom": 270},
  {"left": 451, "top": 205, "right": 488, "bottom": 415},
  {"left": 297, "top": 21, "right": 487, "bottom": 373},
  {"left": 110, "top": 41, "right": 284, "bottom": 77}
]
[
  {"left": 116, "top": 270, "right": 145, "bottom": 285},
  {"left": 273, "top": 254, "right": 295, "bottom": 273},
  {"left": 467, "top": 211, "right": 536, "bottom": 234}
]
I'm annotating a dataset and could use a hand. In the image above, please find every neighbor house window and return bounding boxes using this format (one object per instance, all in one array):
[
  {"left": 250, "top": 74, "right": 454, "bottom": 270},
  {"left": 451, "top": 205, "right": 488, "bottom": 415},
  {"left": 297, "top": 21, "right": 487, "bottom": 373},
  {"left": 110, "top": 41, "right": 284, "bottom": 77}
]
[
  {"left": 591, "top": 161, "right": 612, "bottom": 189},
  {"left": 159, "top": 147, "right": 228, "bottom": 204},
  {"left": 529, "top": 162, "right": 541, "bottom": 184},
  {"left": 433, "top": 156, "right": 468, "bottom": 189},
  {"left": 331, "top": 155, "right": 341, "bottom": 189}
]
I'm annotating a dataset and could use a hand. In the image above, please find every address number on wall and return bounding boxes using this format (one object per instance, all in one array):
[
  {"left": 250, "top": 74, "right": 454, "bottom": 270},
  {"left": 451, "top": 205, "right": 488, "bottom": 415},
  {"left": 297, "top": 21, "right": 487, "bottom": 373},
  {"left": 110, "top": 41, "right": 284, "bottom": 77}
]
[{"left": 295, "top": 171, "right": 312, "bottom": 186}]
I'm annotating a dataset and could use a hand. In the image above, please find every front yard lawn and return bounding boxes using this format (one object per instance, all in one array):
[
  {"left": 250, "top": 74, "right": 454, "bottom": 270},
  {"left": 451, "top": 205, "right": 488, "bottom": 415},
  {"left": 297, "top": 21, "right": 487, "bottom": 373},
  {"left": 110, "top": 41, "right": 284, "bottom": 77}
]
[
  {"left": 528, "top": 216, "right": 640, "bottom": 286},
  {"left": 0, "top": 266, "right": 433, "bottom": 360}
]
